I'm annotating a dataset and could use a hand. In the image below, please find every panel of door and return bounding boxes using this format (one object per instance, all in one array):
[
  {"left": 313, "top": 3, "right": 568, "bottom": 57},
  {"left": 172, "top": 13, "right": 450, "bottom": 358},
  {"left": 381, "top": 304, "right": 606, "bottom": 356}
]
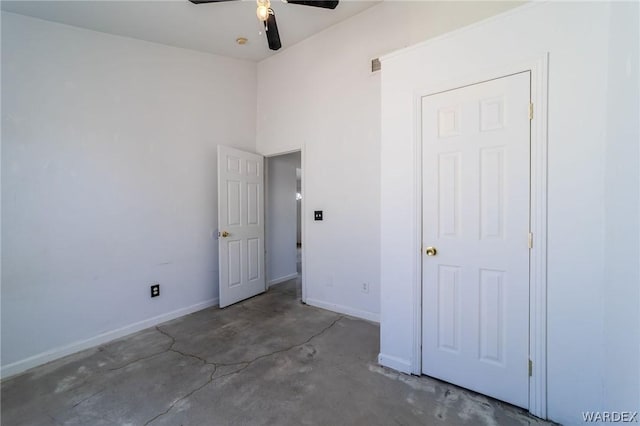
[
  {"left": 218, "top": 145, "right": 265, "bottom": 308},
  {"left": 421, "top": 72, "right": 531, "bottom": 408}
]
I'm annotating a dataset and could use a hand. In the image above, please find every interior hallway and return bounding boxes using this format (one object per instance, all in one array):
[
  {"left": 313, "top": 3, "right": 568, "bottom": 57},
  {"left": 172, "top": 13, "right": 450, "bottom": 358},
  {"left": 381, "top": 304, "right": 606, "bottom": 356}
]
[{"left": 1, "top": 280, "right": 555, "bottom": 426}]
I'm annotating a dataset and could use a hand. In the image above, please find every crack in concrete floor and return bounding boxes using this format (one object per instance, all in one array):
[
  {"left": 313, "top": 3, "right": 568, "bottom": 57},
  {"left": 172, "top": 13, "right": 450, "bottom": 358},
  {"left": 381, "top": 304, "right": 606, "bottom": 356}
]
[
  {"left": 142, "top": 316, "right": 344, "bottom": 425},
  {"left": 71, "top": 389, "right": 106, "bottom": 409},
  {"left": 2, "top": 280, "right": 555, "bottom": 426}
]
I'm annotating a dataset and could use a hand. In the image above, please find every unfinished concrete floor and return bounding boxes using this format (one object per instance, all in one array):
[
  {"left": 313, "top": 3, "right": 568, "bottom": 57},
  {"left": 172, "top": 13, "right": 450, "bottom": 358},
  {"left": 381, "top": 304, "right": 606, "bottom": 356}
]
[{"left": 1, "top": 280, "right": 554, "bottom": 426}]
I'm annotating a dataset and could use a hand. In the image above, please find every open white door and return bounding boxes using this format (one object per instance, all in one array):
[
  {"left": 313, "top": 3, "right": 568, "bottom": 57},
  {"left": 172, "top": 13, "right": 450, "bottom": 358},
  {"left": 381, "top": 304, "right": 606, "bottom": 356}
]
[
  {"left": 218, "top": 145, "right": 265, "bottom": 308},
  {"left": 421, "top": 72, "right": 531, "bottom": 408}
]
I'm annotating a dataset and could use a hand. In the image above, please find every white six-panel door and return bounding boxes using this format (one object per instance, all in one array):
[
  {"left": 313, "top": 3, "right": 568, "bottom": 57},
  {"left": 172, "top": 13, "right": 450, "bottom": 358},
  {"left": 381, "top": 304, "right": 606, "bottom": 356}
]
[
  {"left": 218, "top": 145, "right": 265, "bottom": 308},
  {"left": 421, "top": 72, "right": 531, "bottom": 408}
]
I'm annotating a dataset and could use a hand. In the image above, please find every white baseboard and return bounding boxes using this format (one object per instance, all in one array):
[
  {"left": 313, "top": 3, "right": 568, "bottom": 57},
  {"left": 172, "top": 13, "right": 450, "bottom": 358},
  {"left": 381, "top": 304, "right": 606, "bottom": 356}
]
[
  {"left": 268, "top": 273, "right": 299, "bottom": 287},
  {"left": 378, "top": 353, "right": 412, "bottom": 374},
  {"left": 305, "top": 298, "right": 380, "bottom": 323},
  {"left": 0, "top": 298, "right": 219, "bottom": 380}
]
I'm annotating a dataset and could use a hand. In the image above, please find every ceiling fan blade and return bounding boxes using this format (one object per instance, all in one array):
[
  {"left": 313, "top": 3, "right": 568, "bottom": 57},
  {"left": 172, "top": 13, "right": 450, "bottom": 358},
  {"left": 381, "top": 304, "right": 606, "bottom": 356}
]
[
  {"left": 285, "top": 0, "right": 339, "bottom": 9},
  {"left": 188, "top": 0, "right": 237, "bottom": 4},
  {"left": 264, "top": 12, "right": 282, "bottom": 51}
]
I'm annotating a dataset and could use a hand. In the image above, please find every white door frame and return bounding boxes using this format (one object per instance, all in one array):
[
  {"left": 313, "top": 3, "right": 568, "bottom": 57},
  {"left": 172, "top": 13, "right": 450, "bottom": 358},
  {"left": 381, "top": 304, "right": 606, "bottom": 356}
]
[
  {"left": 263, "top": 147, "right": 306, "bottom": 303},
  {"left": 411, "top": 54, "right": 549, "bottom": 418}
]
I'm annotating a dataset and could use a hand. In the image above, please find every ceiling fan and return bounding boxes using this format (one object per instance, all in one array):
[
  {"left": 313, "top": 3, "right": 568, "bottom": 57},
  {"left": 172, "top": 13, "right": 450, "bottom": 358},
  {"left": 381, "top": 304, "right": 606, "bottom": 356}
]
[{"left": 188, "top": 0, "right": 339, "bottom": 51}]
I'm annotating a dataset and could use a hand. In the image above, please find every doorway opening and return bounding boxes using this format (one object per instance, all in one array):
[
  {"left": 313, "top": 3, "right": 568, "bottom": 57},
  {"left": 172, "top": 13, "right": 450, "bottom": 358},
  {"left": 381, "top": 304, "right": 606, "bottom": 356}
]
[{"left": 265, "top": 151, "right": 303, "bottom": 301}]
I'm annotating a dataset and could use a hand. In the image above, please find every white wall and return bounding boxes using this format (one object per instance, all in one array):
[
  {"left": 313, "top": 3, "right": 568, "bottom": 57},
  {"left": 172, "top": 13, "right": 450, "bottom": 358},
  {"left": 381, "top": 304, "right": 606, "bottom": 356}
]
[
  {"left": 379, "top": 3, "right": 639, "bottom": 425},
  {"left": 256, "top": 1, "right": 520, "bottom": 322},
  {"left": 266, "top": 152, "right": 300, "bottom": 285},
  {"left": 602, "top": 1, "right": 640, "bottom": 413},
  {"left": 1, "top": 12, "right": 257, "bottom": 376}
]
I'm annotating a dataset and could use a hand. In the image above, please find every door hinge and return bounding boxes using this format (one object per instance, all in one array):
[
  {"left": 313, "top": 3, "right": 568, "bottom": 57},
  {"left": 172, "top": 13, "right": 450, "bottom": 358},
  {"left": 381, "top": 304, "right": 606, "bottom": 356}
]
[
  {"left": 528, "top": 359, "right": 533, "bottom": 377},
  {"left": 529, "top": 103, "right": 534, "bottom": 120},
  {"left": 528, "top": 232, "right": 533, "bottom": 249}
]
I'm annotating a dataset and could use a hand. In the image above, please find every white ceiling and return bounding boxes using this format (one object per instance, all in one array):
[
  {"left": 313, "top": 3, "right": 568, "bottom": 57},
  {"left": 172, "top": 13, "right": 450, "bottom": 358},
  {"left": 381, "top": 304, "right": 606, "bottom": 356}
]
[{"left": 1, "top": 0, "right": 379, "bottom": 61}]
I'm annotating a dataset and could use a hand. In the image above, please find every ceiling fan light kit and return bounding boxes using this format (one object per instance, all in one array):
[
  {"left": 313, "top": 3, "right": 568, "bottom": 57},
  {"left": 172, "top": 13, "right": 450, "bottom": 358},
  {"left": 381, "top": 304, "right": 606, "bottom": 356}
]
[
  {"left": 256, "top": 0, "right": 270, "bottom": 22},
  {"left": 189, "top": 0, "right": 339, "bottom": 51}
]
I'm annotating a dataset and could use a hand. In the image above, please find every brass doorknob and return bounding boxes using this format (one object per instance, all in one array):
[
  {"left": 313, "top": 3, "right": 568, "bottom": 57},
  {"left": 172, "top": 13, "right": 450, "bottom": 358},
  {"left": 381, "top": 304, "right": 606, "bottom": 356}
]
[
  {"left": 425, "top": 247, "right": 437, "bottom": 256},
  {"left": 221, "top": 231, "right": 230, "bottom": 238}
]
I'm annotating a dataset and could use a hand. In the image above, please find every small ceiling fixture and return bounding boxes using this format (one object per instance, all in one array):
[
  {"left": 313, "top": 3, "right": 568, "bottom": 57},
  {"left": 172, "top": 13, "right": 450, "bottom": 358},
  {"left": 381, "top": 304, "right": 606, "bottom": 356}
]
[
  {"left": 256, "top": 0, "right": 270, "bottom": 22},
  {"left": 236, "top": 37, "right": 248, "bottom": 45},
  {"left": 189, "top": 0, "right": 340, "bottom": 51}
]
